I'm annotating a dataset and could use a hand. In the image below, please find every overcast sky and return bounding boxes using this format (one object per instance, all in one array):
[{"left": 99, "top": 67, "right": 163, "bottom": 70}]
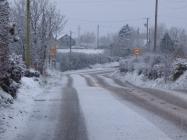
[
  {"left": 53, "top": 0, "right": 187, "bottom": 37},
  {"left": 8, "top": 0, "right": 187, "bottom": 37}
]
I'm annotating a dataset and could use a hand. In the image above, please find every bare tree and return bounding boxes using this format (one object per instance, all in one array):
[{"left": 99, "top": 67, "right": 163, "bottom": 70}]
[
  {"left": 80, "top": 32, "right": 96, "bottom": 48},
  {"left": 149, "top": 24, "right": 167, "bottom": 51},
  {"left": 10, "top": 0, "right": 67, "bottom": 73}
]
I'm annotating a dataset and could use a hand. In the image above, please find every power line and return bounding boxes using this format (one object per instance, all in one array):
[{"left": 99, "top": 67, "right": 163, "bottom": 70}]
[
  {"left": 70, "top": 17, "right": 146, "bottom": 24},
  {"left": 61, "top": 0, "right": 131, "bottom": 4}
]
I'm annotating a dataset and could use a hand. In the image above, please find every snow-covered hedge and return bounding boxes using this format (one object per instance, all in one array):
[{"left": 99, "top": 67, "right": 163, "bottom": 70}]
[
  {"left": 0, "top": 54, "right": 25, "bottom": 98},
  {"left": 114, "top": 54, "right": 187, "bottom": 90},
  {"left": 58, "top": 52, "right": 113, "bottom": 71},
  {"left": 119, "top": 54, "right": 187, "bottom": 81},
  {"left": 0, "top": 53, "right": 41, "bottom": 103}
]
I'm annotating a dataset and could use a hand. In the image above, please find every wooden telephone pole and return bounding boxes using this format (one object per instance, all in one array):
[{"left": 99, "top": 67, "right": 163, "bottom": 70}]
[
  {"left": 97, "top": 24, "right": 100, "bottom": 49},
  {"left": 69, "top": 31, "right": 72, "bottom": 55},
  {"left": 69, "top": 31, "right": 72, "bottom": 69},
  {"left": 154, "top": 0, "right": 158, "bottom": 52},
  {"left": 25, "top": 0, "right": 31, "bottom": 68},
  {"left": 146, "top": 18, "right": 149, "bottom": 47}
]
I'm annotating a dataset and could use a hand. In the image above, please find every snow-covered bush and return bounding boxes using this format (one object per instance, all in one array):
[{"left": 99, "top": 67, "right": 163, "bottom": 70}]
[
  {"left": 0, "top": 90, "right": 13, "bottom": 105},
  {"left": 0, "top": 54, "right": 26, "bottom": 98},
  {"left": 24, "top": 70, "right": 40, "bottom": 78},
  {"left": 119, "top": 54, "right": 176, "bottom": 81},
  {"left": 9, "top": 54, "right": 26, "bottom": 82},
  {"left": 171, "top": 59, "right": 187, "bottom": 81}
]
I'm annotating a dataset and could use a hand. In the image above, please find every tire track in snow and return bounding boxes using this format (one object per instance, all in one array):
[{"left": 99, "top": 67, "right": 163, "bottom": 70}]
[
  {"left": 72, "top": 74, "right": 173, "bottom": 140},
  {"left": 80, "top": 74, "right": 101, "bottom": 87},
  {"left": 54, "top": 75, "right": 89, "bottom": 140},
  {"left": 108, "top": 76, "right": 187, "bottom": 110},
  {"left": 80, "top": 75, "right": 96, "bottom": 87},
  {"left": 91, "top": 75, "right": 187, "bottom": 133}
]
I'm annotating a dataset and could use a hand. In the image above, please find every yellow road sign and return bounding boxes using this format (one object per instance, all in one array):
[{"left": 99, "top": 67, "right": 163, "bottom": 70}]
[{"left": 133, "top": 48, "right": 141, "bottom": 55}]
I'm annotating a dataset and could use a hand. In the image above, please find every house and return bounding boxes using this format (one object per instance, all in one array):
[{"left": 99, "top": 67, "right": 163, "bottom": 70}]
[{"left": 58, "top": 34, "right": 76, "bottom": 49}]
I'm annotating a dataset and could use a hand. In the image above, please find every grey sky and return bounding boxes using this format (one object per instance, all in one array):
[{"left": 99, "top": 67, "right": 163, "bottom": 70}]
[
  {"left": 8, "top": 0, "right": 187, "bottom": 37},
  {"left": 54, "top": 0, "right": 187, "bottom": 37}
]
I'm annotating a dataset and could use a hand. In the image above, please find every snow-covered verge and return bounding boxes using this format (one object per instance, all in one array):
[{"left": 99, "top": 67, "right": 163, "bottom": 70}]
[
  {"left": 0, "top": 69, "right": 64, "bottom": 140},
  {"left": 113, "top": 70, "right": 187, "bottom": 90},
  {"left": 112, "top": 54, "right": 187, "bottom": 90},
  {"left": 0, "top": 76, "right": 43, "bottom": 137},
  {"left": 0, "top": 53, "right": 41, "bottom": 100},
  {"left": 0, "top": 90, "right": 13, "bottom": 105}
]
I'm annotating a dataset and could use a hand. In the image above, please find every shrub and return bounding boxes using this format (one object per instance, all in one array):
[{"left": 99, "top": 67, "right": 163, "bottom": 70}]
[{"left": 59, "top": 53, "right": 112, "bottom": 71}]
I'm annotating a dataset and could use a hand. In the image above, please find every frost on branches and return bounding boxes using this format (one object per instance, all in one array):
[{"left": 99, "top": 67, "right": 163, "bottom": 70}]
[
  {"left": 0, "top": 1, "right": 25, "bottom": 99},
  {"left": 0, "top": 0, "right": 9, "bottom": 82}
]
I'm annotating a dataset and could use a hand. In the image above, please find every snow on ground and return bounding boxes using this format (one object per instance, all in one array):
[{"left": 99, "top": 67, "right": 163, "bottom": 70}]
[
  {"left": 97, "top": 75, "right": 124, "bottom": 88},
  {"left": 0, "top": 90, "right": 13, "bottom": 105},
  {"left": 73, "top": 74, "right": 172, "bottom": 140},
  {"left": 0, "top": 76, "right": 44, "bottom": 138},
  {"left": 112, "top": 56, "right": 187, "bottom": 90},
  {"left": 63, "top": 62, "right": 119, "bottom": 75},
  {"left": 112, "top": 70, "right": 187, "bottom": 90},
  {"left": 57, "top": 49, "right": 104, "bottom": 54},
  {"left": 0, "top": 70, "right": 66, "bottom": 140}
]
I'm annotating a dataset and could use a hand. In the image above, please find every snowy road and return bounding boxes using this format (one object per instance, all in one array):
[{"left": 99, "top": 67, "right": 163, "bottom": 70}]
[{"left": 1, "top": 68, "right": 187, "bottom": 140}]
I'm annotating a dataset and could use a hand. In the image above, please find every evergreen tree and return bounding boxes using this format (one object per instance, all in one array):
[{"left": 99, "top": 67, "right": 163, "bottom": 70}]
[
  {"left": 118, "top": 24, "right": 132, "bottom": 43},
  {"left": 114, "top": 24, "right": 134, "bottom": 56},
  {"left": 160, "top": 33, "right": 175, "bottom": 53}
]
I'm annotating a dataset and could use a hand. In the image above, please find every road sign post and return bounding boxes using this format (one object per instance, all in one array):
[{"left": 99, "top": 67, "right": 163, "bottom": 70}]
[
  {"left": 50, "top": 47, "right": 57, "bottom": 68},
  {"left": 133, "top": 48, "right": 141, "bottom": 59}
]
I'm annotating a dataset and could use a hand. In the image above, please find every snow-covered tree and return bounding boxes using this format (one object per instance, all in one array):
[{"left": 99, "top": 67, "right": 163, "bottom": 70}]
[
  {"left": 149, "top": 24, "right": 167, "bottom": 51},
  {"left": 80, "top": 32, "right": 96, "bottom": 48},
  {"left": 99, "top": 34, "right": 113, "bottom": 49},
  {"left": 169, "top": 27, "right": 187, "bottom": 57},
  {"left": 0, "top": 0, "right": 9, "bottom": 82},
  {"left": 111, "top": 24, "right": 143, "bottom": 57},
  {"left": 10, "top": 0, "right": 67, "bottom": 73},
  {"left": 160, "top": 33, "right": 175, "bottom": 53},
  {"left": 118, "top": 24, "right": 132, "bottom": 46}
]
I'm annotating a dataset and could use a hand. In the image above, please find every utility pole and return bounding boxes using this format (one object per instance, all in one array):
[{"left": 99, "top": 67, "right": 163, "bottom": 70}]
[
  {"left": 146, "top": 18, "right": 149, "bottom": 47},
  {"left": 78, "top": 26, "right": 81, "bottom": 47},
  {"left": 149, "top": 28, "right": 151, "bottom": 47},
  {"left": 97, "top": 24, "right": 100, "bottom": 49},
  {"left": 69, "top": 31, "right": 72, "bottom": 69},
  {"left": 70, "top": 31, "right": 72, "bottom": 54},
  {"left": 25, "top": 0, "right": 31, "bottom": 68},
  {"left": 154, "top": 0, "right": 159, "bottom": 52}
]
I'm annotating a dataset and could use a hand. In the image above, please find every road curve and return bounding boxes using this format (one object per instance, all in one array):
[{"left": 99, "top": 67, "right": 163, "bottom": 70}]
[
  {"left": 2, "top": 67, "right": 186, "bottom": 140},
  {"left": 81, "top": 73, "right": 187, "bottom": 140}
]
